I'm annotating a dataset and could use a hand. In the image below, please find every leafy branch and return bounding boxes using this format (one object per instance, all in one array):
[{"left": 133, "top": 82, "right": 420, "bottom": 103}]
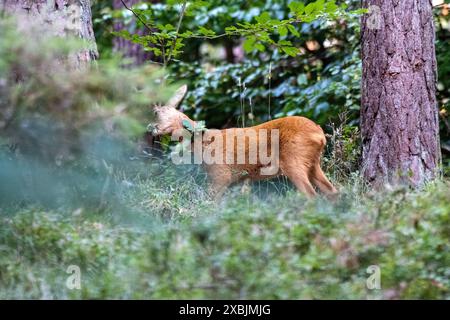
[
  {"left": 114, "top": 0, "right": 366, "bottom": 65},
  {"left": 119, "top": 0, "right": 153, "bottom": 32}
]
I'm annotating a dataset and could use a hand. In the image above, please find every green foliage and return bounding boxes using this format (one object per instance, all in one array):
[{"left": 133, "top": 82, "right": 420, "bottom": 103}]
[
  {"left": 112, "top": 0, "right": 362, "bottom": 65},
  {"left": 91, "top": 0, "right": 116, "bottom": 59},
  {"left": 323, "top": 114, "right": 361, "bottom": 183},
  {"left": 0, "top": 18, "right": 167, "bottom": 139},
  {"left": 0, "top": 18, "right": 173, "bottom": 209},
  {"left": 1, "top": 173, "right": 449, "bottom": 299}
]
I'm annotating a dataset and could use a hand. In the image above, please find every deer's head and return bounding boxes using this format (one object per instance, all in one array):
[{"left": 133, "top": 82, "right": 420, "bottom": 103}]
[{"left": 150, "top": 85, "right": 196, "bottom": 136}]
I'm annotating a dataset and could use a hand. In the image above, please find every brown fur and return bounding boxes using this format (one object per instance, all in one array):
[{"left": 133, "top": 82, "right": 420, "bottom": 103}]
[{"left": 152, "top": 85, "right": 338, "bottom": 199}]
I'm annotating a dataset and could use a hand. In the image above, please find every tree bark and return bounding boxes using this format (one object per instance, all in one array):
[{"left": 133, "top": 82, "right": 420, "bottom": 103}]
[
  {"left": 1, "top": 0, "right": 98, "bottom": 66},
  {"left": 361, "top": 0, "right": 441, "bottom": 188}
]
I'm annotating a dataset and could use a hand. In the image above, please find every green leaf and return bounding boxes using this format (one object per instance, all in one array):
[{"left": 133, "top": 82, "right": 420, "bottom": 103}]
[
  {"left": 257, "top": 31, "right": 271, "bottom": 42},
  {"left": 243, "top": 37, "right": 256, "bottom": 53},
  {"left": 278, "top": 40, "right": 292, "bottom": 46},
  {"left": 288, "top": 1, "right": 305, "bottom": 15},
  {"left": 198, "top": 26, "right": 216, "bottom": 36},
  {"left": 192, "top": 0, "right": 209, "bottom": 7},
  {"left": 164, "top": 24, "right": 175, "bottom": 31},
  {"left": 350, "top": 8, "right": 369, "bottom": 15},
  {"left": 237, "top": 22, "right": 251, "bottom": 28},
  {"left": 314, "top": 0, "right": 325, "bottom": 12},
  {"left": 144, "top": 47, "right": 162, "bottom": 56},
  {"left": 255, "top": 12, "right": 271, "bottom": 24},
  {"left": 287, "top": 24, "right": 300, "bottom": 37},
  {"left": 112, "top": 30, "right": 132, "bottom": 41},
  {"left": 160, "top": 134, "right": 172, "bottom": 149},
  {"left": 305, "top": 2, "right": 316, "bottom": 15},
  {"left": 278, "top": 25, "right": 288, "bottom": 37},
  {"left": 194, "top": 120, "right": 207, "bottom": 132},
  {"left": 167, "top": 0, "right": 185, "bottom": 5},
  {"left": 225, "top": 26, "right": 237, "bottom": 32},
  {"left": 180, "top": 30, "right": 194, "bottom": 38},
  {"left": 281, "top": 46, "right": 299, "bottom": 57},
  {"left": 325, "top": 1, "right": 339, "bottom": 13},
  {"left": 255, "top": 42, "right": 265, "bottom": 52},
  {"left": 182, "top": 119, "right": 193, "bottom": 131}
]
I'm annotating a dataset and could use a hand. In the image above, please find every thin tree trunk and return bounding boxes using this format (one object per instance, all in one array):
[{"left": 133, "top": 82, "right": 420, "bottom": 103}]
[
  {"left": 224, "top": 40, "right": 235, "bottom": 63},
  {"left": 1, "top": 0, "right": 98, "bottom": 66},
  {"left": 361, "top": 0, "right": 441, "bottom": 188}
]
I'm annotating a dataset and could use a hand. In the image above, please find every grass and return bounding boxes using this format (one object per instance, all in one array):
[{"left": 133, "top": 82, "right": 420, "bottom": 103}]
[{"left": 0, "top": 161, "right": 448, "bottom": 299}]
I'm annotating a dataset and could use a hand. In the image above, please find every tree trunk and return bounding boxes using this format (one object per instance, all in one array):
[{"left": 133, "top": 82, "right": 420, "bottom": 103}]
[
  {"left": 113, "top": 0, "right": 153, "bottom": 65},
  {"left": 1, "top": 0, "right": 98, "bottom": 66},
  {"left": 360, "top": 0, "right": 441, "bottom": 188}
]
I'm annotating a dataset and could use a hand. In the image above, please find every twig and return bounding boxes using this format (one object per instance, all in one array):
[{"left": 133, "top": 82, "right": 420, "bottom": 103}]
[
  {"left": 268, "top": 61, "right": 272, "bottom": 120},
  {"left": 120, "top": 0, "right": 153, "bottom": 32},
  {"left": 117, "top": 2, "right": 306, "bottom": 60},
  {"left": 159, "top": 38, "right": 167, "bottom": 67},
  {"left": 166, "top": 1, "right": 187, "bottom": 65}
]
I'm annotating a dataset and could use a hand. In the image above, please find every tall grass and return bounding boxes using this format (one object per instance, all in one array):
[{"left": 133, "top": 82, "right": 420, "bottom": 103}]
[{"left": 1, "top": 163, "right": 449, "bottom": 299}]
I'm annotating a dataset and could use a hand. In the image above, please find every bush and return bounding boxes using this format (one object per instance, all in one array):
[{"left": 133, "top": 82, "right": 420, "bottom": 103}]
[
  {"left": 0, "top": 178, "right": 448, "bottom": 299},
  {"left": 0, "top": 18, "right": 173, "bottom": 210}
]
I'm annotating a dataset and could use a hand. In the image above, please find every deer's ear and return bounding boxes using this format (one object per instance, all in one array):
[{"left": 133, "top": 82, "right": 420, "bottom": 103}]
[{"left": 167, "top": 84, "right": 188, "bottom": 109}]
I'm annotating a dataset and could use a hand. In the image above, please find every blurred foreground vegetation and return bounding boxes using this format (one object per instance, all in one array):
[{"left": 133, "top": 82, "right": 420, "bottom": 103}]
[{"left": 1, "top": 172, "right": 449, "bottom": 299}]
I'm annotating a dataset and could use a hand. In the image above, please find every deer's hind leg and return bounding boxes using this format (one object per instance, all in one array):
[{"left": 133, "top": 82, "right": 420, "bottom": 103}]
[
  {"left": 310, "top": 163, "right": 338, "bottom": 198},
  {"left": 282, "top": 163, "right": 317, "bottom": 198}
]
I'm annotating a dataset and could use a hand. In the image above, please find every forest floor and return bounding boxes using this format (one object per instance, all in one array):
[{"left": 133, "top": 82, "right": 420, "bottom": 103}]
[{"left": 0, "top": 162, "right": 448, "bottom": 299}]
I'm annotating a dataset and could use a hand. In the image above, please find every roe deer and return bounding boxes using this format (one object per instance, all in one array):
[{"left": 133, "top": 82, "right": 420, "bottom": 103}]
[{"left": 150, "top": 85, "right": 338, "bottom": 199}]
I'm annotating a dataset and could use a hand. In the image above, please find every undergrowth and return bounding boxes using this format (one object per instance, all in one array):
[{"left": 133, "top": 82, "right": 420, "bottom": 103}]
[{"left": 0, "top": 162, "right": 448, "bottom": 299}]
